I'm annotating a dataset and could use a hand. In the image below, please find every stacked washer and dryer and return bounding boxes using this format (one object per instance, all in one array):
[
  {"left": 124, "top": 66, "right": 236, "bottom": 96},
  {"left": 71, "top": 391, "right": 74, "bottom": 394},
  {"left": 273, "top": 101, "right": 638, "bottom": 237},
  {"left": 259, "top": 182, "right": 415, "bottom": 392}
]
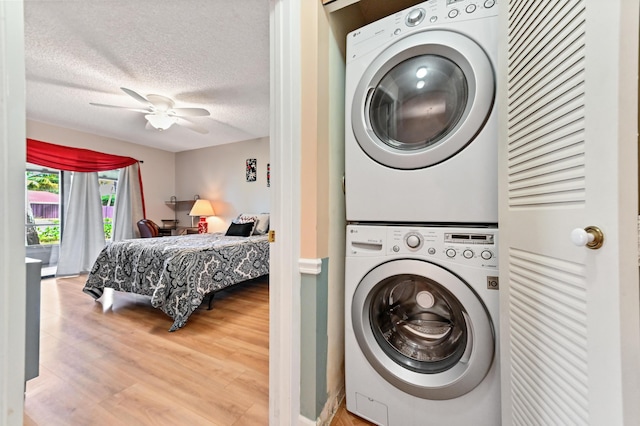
[{"left": 344, "top": 1, "right": 500, "bottom": 425}]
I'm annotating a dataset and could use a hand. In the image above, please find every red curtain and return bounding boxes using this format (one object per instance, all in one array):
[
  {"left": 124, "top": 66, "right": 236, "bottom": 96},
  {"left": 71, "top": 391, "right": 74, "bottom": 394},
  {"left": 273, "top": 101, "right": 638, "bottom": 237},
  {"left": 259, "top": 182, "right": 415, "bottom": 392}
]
[
  {"left": 26, "top": 138, "right": 146, "bottom": 217},
  {"left": 27, "top": 139, "right": 138, "bottom": 171}
]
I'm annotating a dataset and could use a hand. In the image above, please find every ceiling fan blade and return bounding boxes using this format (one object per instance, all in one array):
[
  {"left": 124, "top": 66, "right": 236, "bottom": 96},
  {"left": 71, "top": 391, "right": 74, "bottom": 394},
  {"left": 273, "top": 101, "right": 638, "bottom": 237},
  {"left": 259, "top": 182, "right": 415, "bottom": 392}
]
[
  {"left": 176, "top": 117, "right": 209, "bottom": 134},
  {"left": 170, "top": 107, "right": 210, "bottom": 117},
  {"left": 120, "top": 87, "right": 152, "bottom": 106},
  {"left": 89, "top": 103, "right": 150, "bottom": 113}
]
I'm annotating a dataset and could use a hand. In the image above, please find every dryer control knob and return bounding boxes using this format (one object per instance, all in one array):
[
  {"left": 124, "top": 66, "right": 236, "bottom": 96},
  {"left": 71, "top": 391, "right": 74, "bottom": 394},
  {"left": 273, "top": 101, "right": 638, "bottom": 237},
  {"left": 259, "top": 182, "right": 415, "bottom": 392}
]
[
  {"left": 446, "top": 248, "right": 456, "bottom": 258},
  {"left": 463, "top": 249, "right": 474, "bottom": 259},
  {"left": 406, "top": 234, "right": 421, "bottom": 248},
  {"left": 481, "top": 250, "right": 493, "bottom": 260},
  {"left": 406, "top": 8, "right": 425, "bottom": 26}
]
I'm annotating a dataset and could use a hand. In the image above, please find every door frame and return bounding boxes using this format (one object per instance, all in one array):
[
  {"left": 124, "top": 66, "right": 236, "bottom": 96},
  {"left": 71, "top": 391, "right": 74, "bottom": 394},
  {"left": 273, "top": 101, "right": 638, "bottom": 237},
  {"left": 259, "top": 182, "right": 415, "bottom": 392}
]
[
  {"left": 0, "top": 1, "right": 27, "bottom": 425},
  {"left": 269, "top": 0, "right": 302, "bottom": 424}
]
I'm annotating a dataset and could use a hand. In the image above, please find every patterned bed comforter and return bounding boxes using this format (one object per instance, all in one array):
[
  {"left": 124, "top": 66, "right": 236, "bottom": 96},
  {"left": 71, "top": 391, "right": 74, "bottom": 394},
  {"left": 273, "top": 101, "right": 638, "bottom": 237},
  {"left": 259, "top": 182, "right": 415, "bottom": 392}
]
[{"left": 83, "top": 233, "right": 269, "bottom": 331}]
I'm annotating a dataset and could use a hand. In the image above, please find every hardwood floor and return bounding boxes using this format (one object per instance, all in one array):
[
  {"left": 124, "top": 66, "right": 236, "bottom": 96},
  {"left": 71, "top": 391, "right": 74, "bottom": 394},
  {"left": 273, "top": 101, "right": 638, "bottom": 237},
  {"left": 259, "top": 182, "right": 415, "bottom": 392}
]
[
  {"left": 23, "top": 275, "right": 269, "bottom": 426},
  {"left": 23, "top": 274, "right": 377, "bottom": 425},
  {"left": 330, "top": 400, "right": 375, "bottom": 426}
]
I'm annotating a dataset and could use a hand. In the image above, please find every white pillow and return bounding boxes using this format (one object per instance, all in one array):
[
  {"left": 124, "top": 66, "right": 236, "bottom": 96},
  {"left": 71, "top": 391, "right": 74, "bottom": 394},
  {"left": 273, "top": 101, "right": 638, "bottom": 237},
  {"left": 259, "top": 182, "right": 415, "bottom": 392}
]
[
  {"left": 235, "top": 213, "right": 269, "bottom": 235},
  {"left": 253, "top": 213, "right": 270, "bottom": 235}
]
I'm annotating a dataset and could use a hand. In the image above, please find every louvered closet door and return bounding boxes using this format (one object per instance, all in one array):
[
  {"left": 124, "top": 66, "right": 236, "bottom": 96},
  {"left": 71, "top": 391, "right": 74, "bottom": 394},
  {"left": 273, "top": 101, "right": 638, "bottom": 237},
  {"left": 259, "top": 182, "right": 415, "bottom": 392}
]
[{"left": 498, "top": 1, "right": 640, "bottom": 425}]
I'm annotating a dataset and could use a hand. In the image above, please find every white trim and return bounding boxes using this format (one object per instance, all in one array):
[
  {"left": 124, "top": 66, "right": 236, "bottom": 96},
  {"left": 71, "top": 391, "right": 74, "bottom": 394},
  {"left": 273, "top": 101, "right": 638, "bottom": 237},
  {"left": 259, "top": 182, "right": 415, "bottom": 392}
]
[
  {"left": 298, "top": 258, "right": 322, "bottom": 275},
  {"left": 298, "top": 415, "right": 317, "bottom": 426},
  {"left": 0, "top": 2, "right": 27, "bottom": 425},
  {"left": 270, "top": 0, "right": 302, "bottom": 425}
]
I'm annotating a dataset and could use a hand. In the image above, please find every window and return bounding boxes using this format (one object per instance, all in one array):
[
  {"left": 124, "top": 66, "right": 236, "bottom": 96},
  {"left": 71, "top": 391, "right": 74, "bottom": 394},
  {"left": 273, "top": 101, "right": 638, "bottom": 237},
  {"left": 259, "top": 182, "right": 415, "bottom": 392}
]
[
  {"left": 26, "top": 166, "right": 63, "bottom": 277},
  {"left": 26, "top": 166, "right": 120, "bottom": 276},
  {"left": 98, "top": 170, "right": 119, "bottom": 242}
]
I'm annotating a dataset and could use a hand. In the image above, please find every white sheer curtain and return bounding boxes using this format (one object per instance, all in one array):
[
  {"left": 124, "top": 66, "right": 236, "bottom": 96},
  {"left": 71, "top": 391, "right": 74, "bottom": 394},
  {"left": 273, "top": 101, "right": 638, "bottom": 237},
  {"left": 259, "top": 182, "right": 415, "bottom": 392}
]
[
  {"left": 112, "top": 163, "right": 144, "bottom": 241},
  {"left": 56, "top": 172, "right": 106, "bottom": 277}
]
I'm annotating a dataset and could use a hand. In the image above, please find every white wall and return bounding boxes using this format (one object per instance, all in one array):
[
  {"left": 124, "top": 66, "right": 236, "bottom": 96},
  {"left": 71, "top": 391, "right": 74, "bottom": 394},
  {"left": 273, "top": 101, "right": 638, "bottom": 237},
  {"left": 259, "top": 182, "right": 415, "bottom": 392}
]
[
  {"left": 175, "top": 136, "right": 270, "bottom": 233},
  {"left": 26, "top": 120, "right": 176, "bottom": 224}
]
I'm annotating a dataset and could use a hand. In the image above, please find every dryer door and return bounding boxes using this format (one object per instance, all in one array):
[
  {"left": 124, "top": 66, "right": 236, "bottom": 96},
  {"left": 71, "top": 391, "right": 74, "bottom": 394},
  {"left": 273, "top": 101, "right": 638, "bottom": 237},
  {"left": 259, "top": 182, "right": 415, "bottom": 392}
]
[
  {"left": 351, "top": 30, "right": 494, "bottom": 170},
  {"left": 351, "top": 259, "right": 495, "bottom": 400}
]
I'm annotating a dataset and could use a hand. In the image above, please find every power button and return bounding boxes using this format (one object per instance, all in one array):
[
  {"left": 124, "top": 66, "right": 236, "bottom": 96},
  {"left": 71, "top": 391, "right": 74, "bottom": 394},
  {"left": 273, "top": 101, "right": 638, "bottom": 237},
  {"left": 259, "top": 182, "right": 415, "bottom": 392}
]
[{"left": 406, "top": 8, "right": 425, "bottom": 26}]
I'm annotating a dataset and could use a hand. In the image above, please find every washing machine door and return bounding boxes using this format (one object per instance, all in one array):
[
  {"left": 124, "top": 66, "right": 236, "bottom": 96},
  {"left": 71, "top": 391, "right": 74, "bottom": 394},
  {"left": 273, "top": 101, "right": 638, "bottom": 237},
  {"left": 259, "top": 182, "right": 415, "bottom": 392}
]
[
  {"left": 351, "top": 30, "right": 494, "bottom": 170},
  {"left": 352, "top": 259, "right": 495, "bottom": 400}
]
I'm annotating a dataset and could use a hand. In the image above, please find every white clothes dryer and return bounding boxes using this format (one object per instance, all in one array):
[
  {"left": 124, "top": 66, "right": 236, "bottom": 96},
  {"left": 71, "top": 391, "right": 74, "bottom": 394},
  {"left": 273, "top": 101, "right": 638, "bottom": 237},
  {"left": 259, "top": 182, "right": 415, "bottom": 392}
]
[
  {"left": 345, "top": 224, "right": 500, "bottom": 426},
  {"left": 345, "top": 0, "right": 498, "bottom": 224}
]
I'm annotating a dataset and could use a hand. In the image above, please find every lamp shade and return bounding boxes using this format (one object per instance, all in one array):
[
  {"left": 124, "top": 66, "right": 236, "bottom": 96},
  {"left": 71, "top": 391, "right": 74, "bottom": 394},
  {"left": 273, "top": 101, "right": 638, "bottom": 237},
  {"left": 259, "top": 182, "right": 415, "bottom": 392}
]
[{"left": 189, "top": 199, "right": 215, "bottom": 217}]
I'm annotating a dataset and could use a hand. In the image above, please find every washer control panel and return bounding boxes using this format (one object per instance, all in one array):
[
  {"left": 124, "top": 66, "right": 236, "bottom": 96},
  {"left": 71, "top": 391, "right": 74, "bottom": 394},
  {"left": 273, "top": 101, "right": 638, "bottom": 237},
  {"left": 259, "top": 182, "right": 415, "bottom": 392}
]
[
  {"left": 347, "top": 225, "right": 498, "bottom": 267},
  {"left": 391, "top": 228, "right": 497, "bottom": 267},
  {"left": 346, "top": 225, "right": 498, "bottom": 268}
]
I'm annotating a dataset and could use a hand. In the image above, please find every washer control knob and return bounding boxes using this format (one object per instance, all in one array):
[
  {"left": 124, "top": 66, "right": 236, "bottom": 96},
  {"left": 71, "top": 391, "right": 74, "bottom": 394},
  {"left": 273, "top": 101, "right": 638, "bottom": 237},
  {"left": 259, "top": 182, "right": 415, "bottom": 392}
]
[
  {"left": 466, "top": 4, "right": 476, "bottom": 13},
  {"left": 406, "top": 234, "right": 421, "bottom": 249},
  {"left": 427, "top": 247, "right": 436, "bottom": 255},
  {"left": 448, "top": 9, "right": 459, "bottom": 19},
  {"left": 446, "top": 248, "right": 456, "bottom": 258},
  {"left": 463, "top": 249, "right": 474, "bottom": 259},
  {"left": 481, "top": 250, "right": 493, "bottom": 260},
  {"left": 484, "top": 0, "right": 496, "bottom": 8},
  {"left": 406, "top": 8, "right": 425, "bottom": 26}
]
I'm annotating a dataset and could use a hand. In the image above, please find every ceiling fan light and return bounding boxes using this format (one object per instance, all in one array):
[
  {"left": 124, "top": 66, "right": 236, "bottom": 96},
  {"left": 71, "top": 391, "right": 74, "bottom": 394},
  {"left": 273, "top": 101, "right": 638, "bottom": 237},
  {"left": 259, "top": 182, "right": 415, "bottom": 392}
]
[{"left": 145, "top": 113, "right": 176, "bottom": 131}]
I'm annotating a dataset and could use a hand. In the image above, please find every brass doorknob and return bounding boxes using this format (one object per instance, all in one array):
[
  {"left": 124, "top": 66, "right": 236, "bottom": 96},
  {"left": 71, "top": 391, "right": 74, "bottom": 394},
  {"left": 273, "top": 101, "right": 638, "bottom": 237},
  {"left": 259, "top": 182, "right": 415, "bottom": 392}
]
[{"left": 571, "top": 226, "right": 604, "bottom": 250}]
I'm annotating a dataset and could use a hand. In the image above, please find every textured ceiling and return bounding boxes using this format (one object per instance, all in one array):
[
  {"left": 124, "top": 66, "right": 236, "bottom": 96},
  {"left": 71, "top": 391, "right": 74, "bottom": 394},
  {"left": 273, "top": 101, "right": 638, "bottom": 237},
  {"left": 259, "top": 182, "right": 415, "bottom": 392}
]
[{"left": 24, "top": 0, "right": 270, "bottom": 153}]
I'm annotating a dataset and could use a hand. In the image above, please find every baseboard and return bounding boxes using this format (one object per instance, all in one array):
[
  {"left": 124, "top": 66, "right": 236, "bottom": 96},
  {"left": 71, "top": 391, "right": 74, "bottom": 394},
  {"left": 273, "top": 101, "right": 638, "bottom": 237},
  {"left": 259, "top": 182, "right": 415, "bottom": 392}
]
[
  {"left": 298, "top": 385, "right": 346, "bottom": 426},
  {"left": 319, "top": 385, "right": 346, "bottom": 426},
  {"left": 299, "top": 414, "right": 317, "bottom": 426}
]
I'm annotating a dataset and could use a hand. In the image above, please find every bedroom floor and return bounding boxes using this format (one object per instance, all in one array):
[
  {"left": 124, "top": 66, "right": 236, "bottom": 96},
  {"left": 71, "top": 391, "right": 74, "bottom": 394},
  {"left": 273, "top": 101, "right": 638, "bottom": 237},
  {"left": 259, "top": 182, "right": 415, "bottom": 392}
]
[
  {"left": 23, "top": 274, "right": 270, "bottom": 425},
  {"left": 22, "top": 274, "right": 376, "bottom": 425}
]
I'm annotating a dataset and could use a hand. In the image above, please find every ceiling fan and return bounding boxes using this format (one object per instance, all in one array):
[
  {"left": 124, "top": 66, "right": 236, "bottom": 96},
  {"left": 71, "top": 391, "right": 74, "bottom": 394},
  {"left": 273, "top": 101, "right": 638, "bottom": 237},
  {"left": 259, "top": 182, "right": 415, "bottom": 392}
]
[{"left": 90, "top": 87, "right": 210, "bottom": 134}]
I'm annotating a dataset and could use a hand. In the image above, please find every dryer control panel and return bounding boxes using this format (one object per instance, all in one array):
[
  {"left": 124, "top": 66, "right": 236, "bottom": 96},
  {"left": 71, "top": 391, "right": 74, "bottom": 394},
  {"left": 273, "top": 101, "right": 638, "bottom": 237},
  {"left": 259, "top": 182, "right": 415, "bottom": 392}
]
[{"left": 347, "top": 0, "right": 498, "bottom": 63}]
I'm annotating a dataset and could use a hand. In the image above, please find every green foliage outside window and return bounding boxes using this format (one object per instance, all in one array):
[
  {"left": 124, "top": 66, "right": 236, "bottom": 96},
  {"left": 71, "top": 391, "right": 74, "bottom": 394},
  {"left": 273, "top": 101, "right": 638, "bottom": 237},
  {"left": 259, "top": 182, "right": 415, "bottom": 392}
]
[
  {"left": 26, "top": 172, "right": 59, "bottom": 193},
  {"left": 34, "top": 218, "right": 113, "bottom": 243},
  {"left": 35, "top": 220, "right": 60, "bottom": 244},
  {"left": 104, "top": 218, "right": 113, "bottom": 240},
  {"left": 101, "top": 194, "right": 115, "bottom": 206}
]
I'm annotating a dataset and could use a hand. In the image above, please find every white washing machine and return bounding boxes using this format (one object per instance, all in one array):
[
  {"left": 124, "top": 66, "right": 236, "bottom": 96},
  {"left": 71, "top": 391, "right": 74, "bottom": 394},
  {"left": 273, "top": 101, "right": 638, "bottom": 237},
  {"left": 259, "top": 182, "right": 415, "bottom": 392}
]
[
  {"left": 345, "top": 224, "right": 500, "bottom": 425},
  {"left": 345, "top": 0, "right": 498, "bottom": 224}
]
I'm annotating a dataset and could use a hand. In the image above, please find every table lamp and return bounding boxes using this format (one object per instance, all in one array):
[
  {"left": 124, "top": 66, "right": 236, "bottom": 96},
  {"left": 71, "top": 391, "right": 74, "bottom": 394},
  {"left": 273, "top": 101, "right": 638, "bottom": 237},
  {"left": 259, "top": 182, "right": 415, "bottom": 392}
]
[{"left": 189, "top": 199, "right": 215, "bottom": 234}]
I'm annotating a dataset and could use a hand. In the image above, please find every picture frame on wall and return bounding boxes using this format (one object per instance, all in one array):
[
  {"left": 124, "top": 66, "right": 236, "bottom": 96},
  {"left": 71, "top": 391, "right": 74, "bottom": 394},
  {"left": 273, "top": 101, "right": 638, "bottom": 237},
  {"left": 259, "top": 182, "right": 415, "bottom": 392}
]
[{"left": 246, "top": 158, "right": 257, "bottom": 182}]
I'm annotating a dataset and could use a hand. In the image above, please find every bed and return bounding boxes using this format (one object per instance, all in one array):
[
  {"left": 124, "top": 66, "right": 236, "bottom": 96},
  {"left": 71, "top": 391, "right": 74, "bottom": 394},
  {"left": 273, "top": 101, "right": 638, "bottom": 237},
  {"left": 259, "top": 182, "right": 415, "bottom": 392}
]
[{"left": 83, "top": 231, "right": 269, "bottom": 331}]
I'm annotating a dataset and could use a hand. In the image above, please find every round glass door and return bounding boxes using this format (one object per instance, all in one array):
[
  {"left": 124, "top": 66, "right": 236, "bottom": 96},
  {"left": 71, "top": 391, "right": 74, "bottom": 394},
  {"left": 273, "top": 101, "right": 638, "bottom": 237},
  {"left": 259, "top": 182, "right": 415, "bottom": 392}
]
[
  {"left": 369, "top": 55, "right": 468, "bottom": 151},
  {"left": 352, "top": 259, "right": 495, "bottom": 400},
  {"left": 370, "top": 273, "right": 469, "bottom": 375},
  {"left": 351, "top": 30, "right": 495, "bottom": 170}
]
